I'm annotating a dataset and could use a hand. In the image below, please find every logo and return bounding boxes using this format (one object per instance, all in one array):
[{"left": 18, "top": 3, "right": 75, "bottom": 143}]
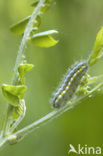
[{"left": 68, "top": 144, "right": 102, "bottom": 155}]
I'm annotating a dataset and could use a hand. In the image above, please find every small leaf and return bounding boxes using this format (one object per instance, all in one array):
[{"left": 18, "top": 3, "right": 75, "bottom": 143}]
[
  {"left": 10, "top": 16, "right": 31, "bottom": 35},
  {"left": 31, "top": 0, "right": 39, "bottom": 7},
  {"left": 28, "top": 30, "right": 59, "bottom": 47},
  {"left": 40, "top": 0, "right": 50, "bottom": 13},
  {"left": 5, "top": 99, "right": 26, "bottom": 135},
  {"left": 2, "top": 84, "right": 27, "bottom": 97},
  {"left": 10, "top": 15, "right": 41, "bottom": 36},
  {"left": 40, "top": 4, "right": 50, "bottom": 14},
  {"left": 2, "top": 84, "right": 27, "bottom": 106},
  {"left": 17, "top": 99, "right": 26, "bottom": 117},
  {"left": 18, "top": 63, "right": 34, "bottom": 83},
  {"left": 89, "top": 27, "right": 103, "bottom": 66},
  {"left": 2, "top": 88, "right": 19, "bottom": 107},
  {"left": 35, "top": 15, "right": 41, "bottom": 28}
]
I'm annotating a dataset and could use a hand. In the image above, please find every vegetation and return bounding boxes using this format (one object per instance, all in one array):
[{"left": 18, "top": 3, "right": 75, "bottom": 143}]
[{"left": 0, "top": 0, "right": 103, "bottom": 150}]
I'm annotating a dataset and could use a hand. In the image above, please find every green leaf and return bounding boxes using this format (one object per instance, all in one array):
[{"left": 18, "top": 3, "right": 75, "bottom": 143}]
[
  {"left": 6, "top": 99, "right": 26, "bottom": 135},
  {"left": 10, "top": 15, "right": 41, "bottom": 36},
  {"left": 28, "top": 30, "right": 59, "bottom": 48},
  {"left": 2, "top": 84, "right": 27, "bottom": 106},
  {"left": 2, "top": 84, "right": 27, "bottom": 97},
  {"left": 17, "top": 99, "right": 26, "bottom": 117},
  {"left": 34, "top": 15, "right": 41, "bottom": 28},
  {"left": 40, "top": 4, "right": 50, "bottom": 13},
  {"left": 2, "top": 89, "right": 19, "bottom": 107},
  {"left": 10, "top": 16, "right": 31, "bottom": 35},
  {"left": 88, "top": 27, "right": 103, "bottom": 66},
  {"left": 18, "top": 63, "right": 34, "bottom": 84},
  {"left": 40, "top": 0, "right": 50, "bottom": 13},
  {"left": 31, "top": 0, "right": 39, "bottom": 7}
]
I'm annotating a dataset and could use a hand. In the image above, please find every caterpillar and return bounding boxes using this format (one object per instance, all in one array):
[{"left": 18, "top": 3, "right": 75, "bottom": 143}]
[{"left": 51, "top": 61, "right": 89, "bottom": 108}]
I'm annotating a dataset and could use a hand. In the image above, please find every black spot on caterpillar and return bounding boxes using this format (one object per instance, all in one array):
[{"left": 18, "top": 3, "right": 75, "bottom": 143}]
[{"left": 51, "top": 61, "right": 89, "bottom": 108}]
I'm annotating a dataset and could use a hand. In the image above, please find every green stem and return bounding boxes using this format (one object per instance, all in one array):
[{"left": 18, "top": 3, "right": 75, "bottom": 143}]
[
  {"left": 3, "top": 0, "right": 46, "bottom": 136},
  {"left": 13, "top": 82, "right": 103, "bottom": 140},
  {"left": 1, "top": 0, "right": 103, "bottom": 149},
  {"left": 12, "top": 0, "right": 46, "bottom": 85},
  {"left": 0, "top": 82, "right": 103, "bottom": 148}
]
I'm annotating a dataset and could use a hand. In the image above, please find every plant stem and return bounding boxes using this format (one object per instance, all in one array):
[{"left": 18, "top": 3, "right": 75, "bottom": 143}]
[
  {"left": 3, "top": 0, "right": 46, "bottom": 136},
  {"left": 0, "top": 80, "right": 103, "bottom": 148},
  {"left": 12, "top": 0, "right": 46, "bottom": 85},
  {"left": 12, "top": 82, "right": 103, "bottom": 141},
  {"left": 1, "top": 0, "right": 103, "bottom": 149}
]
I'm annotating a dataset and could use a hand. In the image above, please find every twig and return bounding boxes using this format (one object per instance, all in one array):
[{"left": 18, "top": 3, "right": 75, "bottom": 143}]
[
  {"left": 3, "top": 0, "right": 46, "bottom": 138},
  {"left": 8, "top": 82, "right": 103, "bottom": 144},
  {"left": 0, "top": 81, "right": 103, "bottom": 148}
]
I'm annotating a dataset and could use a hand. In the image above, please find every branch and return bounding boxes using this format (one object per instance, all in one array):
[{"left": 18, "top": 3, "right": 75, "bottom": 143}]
[
  {"left": 0, "top": 81, "right": 102, "bottom": 148},
  {"left": 12, "top": 0, "right": 46, "bottom": 85},
  {"left": 3, "top": 0, "right": 47, "bottom": 137},
  {"left": 14, "top": 82, "right": 103, "bottom": 138},
  {"left": 1, "top": 0, "right": 103, "bottom": 150}
]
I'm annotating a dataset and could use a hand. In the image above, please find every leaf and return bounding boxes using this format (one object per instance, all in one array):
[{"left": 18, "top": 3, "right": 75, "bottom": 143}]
[
  {"left": 40, "top": 4, "right": 50, "bottom": 13},
  {"left": 28, "top": 30, "right": 59, "bottom": 47},
  {"left": 2, "top": 84, "right": 27, "bottom": 107},
  {"left": 5, "top": 99, "right": 26, "bottom": 135},
  {"left": 2, "top": 84, "right": 27, "bottom": 97},
  {"left": 18, "top": 63, "right": 34, "bottom": 83},
  {"left": 10, "top": 99, "right": 26, "bottom": 132},
  {"left": 10, "top": 16, "right": 31, "bottom": 35},
  {"left": 88, "top": 27, "right": 103, "bottom": 66},
  {"left": 34, "top": 15, "right": 41, "bottom": 28},
  {"left": 31, "top": 0, "right": 39, "bottom": 7},
  {"left": 10, "top": 15, "right": 41, "bottom": 36},
  {"left": 40, "top": 0, "right": 50, "bottom": 13},
  {"left": 17, "top": 99, "right": 26, "bottom": 117},
  {"left": 2, "top": 89, "right": 19, "bottom": 107}
]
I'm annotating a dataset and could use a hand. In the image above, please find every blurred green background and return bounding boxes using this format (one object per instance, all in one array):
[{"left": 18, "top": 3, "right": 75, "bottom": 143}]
[{"left": 0, "top": 0, "right": 103, "bottom": 155}]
